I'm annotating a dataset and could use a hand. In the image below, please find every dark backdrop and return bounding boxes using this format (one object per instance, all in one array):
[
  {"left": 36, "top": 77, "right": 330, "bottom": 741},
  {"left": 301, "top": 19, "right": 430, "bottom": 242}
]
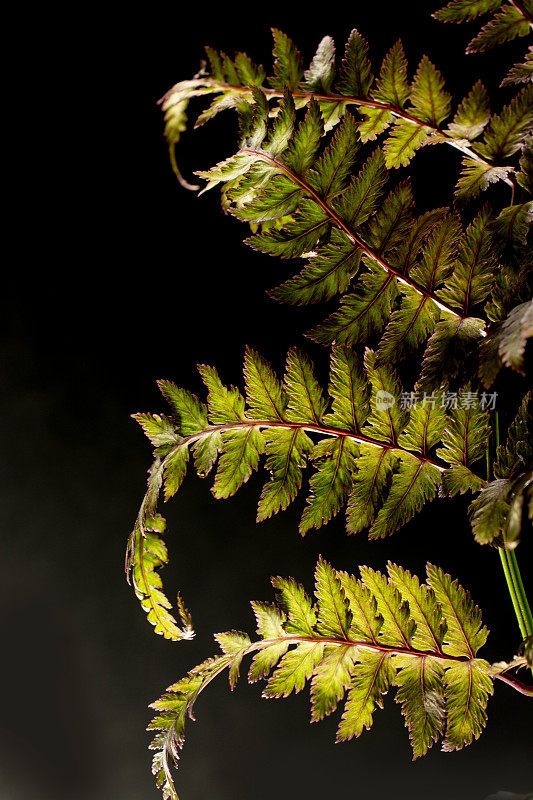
[{"left": 2, "top": 4, "right": 532, "bottom": 800}]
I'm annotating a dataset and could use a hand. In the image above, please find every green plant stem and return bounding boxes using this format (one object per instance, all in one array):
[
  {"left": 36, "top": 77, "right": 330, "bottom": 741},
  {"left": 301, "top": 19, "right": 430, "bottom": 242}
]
[{"left": 499, "top": 547, "right": 533, "bottom": 676}]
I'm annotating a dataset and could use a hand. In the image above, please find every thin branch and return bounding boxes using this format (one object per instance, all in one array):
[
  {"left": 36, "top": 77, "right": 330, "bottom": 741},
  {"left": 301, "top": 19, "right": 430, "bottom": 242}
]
[
  {"left": 193, "top": 81, "right": 496, "bottom": 168},
  {"left": 172, "top": 418, "right": 448, "bottom": 472}
]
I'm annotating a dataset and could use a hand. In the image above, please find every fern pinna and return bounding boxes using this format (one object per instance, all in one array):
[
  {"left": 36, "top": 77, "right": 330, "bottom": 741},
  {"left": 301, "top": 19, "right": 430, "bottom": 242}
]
[{"left": 129, "top": 6, "right": 533, "bottom": 799}]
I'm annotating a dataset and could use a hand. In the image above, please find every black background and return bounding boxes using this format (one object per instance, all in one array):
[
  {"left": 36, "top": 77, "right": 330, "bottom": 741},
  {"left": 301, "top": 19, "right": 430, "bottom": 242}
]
[{"left": 2, "top": 4, "right": 532, "bottom": 799}]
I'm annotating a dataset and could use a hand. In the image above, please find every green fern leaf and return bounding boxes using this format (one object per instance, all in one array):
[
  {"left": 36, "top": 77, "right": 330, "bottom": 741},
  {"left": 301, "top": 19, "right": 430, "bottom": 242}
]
[
  {"left": 133, "top": 413, "right": 180, "bottom": 449},
  {"left": 271, "top": 576, "right": 317, "bottom": 636},
  {"left": 243, "top": 198, "right": 329, "bottom": 255},
  {"left": 371, "top": 40, "right": 410, "bottom": 108},
  {"left": 364, "top": 349, "right": 407, "bottom": 445},
  {"left": 480, "top": 85, "right": 533, "bottom": 160},
  {"left": 376, "top": 285, "right": 441, "bottom": 364},
  {"left": 469, "top": 478, "right": 516, "bottom": 544},
  {"left": 494, "top": 392, "right": 532, "bottom": 481},
  {"left": 269, "top": 228, "right": 362, "bottom": 305},
  {"left": 264, "top": 641, "right": 326, "bottom": 698},
  {"left": 382, "top": 119, "right": 431, "bottom": 168},
  {"left": 261, "top": 88, "right": 295, "bottom": 156},
  {"left": 442, "top": 660, "right": 493, "bottom": 750},
  {"left": 499, "top": 300, "right": 533, "bottom": 372},
  {"left": 232, "top": 174, "right": 303, "bottom": 222},
  {"left": 482, "top": 300, "right": 533, "bottom": 382},
  {"left": 433, "top": 0, "right": 502, "bottom": 23},
  {"left": 388, "top": 564, "right": 447, "bottom": 652},
  {"left": 130, "top": 348, "right": 499, "bottom": 634},
  {"left": 455, "top": 159, "right": 512, "bottom": 199},
  {"left": 447, "top": 81, "right": 490, "bottom": 140},
  {"left": 234, "top": 52, "right": 266, "bottom": 87},
  {"left": 257, "top": 427, "right": 314, "bottom": 520},
  {"left": 517, "top": 135, "right": 532, "bottom": 193},
  {"left": 333, "top": 148, "right": 388, "bottom": 229},
  {"left": 157, "top": 381, "right": 209, "bottom": 435},
  {"left": 191, "top": 89, "right": 480, "bottom": 370},
  {"left": 127, "top": 460, "right": 195, "bottom": 642},
  {"left": 473, "top": 394, "right": 532, "bottom": 546},
  {"left": 336, "top": 28, "right": 374, "bottom": 98},
  {"left": 147, "top": 560, "right": 497, "bottom": 797},
  {"left": 398, "top": 395, "right": 446, "bottom": 453},
  {"left": 198, "top": 364, "right": 246, "bottom": 423},
  {"left": 437, "top": 391, "right": 490, "bottom": 496},
  {"left": 300, "top": 438, "right": 359, "bottom": 534},
  {"left": 310, "top": 644, "right": 359, "bottom": 721},
  {"left": 212, "top": 427, "right": 265, "bottom": 499},
  {"left": 437, "top": 208, "right": 496, "bottom": 314},
  {"left": 323, "top": 345, "right": 370, "bottom": 432},
  {"left": 285, "top": 347, "right": 327, "bottom": 424},
  {"left": 360, "top": 566, "right": 416, "bottom": 646},
  {"left": 308, "top": 267, "right": 399, "bottom": 346},
  {"left": 337, "top": 570, "right": 383, "bottom": 641},
  {"left": 248, "top": 601, "right": 289, "bottom": 682},
  {"left": 357, "top": 106, "right": 394, "bottom": 142},
  {"left": 215, "top": 630, "right": 252, "bottom": 688},
  {"left": 284, "top": 99, "right": 324, "bottom": 175},
  {"left": 315, "top": 556, "right": 352, "bottom": 638},
  {"left": 306, "top": 113, "right": 361, "bottom": 199},
  {"left": 336, "top": 651, "right": 395, "bottom": 739},
  {"left": 364, "top": 181, "right": 415, "bottom": 254},
  {"left": 243, "top": 346, "right": 287, "bottom": 420},
  {"left": 426, "top": 563, "right": 488, "bottom": 657},
  {"left": 409, "top": 56, "right": 451, "bottom": 127},
  {"left": 393, "top": 655, "right": 447, "bottom": 757},
  {"left": 492, "top": 202, "right": 533, "bottom": 264},
  {"left": 370, "top": 454, "right": 442, "bottom": 539},
  {"left": 390, "top": 208, "right": 449, "bottom": 275},
  {"left": 346, "top": 444, "right": 399, "bottom": 534},
  {"left": 269, "top": 28, "right": 304, "bottom": 91},
  {"left": 466, "top": 6, "right": 531, "bottom": 52},
  {"left": 410, "top": 212, "right": 462, "bottom": 290}
]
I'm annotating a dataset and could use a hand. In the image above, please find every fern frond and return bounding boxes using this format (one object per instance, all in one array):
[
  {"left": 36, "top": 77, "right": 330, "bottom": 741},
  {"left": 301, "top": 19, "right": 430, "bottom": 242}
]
[
  {"left": 161, "top": 28, "right": 530, "bottom": 197},
  {"left": 200, "top": 99, "right": 495, "bottom": 367},
  {"left": 189, "top": 87, "right": 528, "bottom": 384},
  {"left": 148, "top": 559, "right": 505, "bottom": 798},
  {"left": 129, "top": 347, "right": 495, "bottom": 630}
]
